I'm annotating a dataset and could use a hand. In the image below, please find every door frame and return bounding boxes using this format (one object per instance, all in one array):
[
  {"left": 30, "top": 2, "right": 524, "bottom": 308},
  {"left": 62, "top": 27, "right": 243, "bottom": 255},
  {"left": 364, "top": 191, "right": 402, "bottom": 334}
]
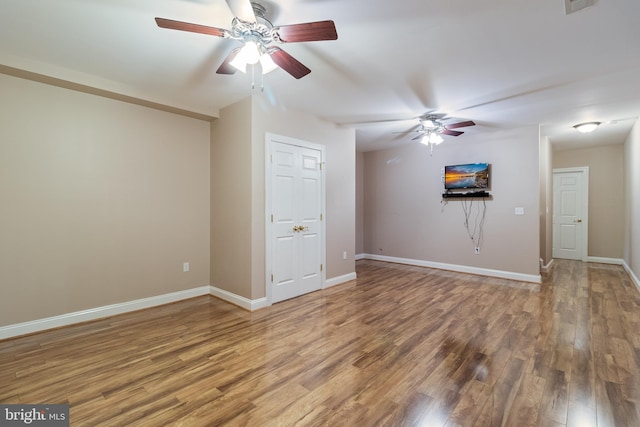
[
  {"left": 552, "top": 167, "right": 589, "bottom": 261},
  {"left": 265, "top": 132, "right": 326, "bottom": 305}
]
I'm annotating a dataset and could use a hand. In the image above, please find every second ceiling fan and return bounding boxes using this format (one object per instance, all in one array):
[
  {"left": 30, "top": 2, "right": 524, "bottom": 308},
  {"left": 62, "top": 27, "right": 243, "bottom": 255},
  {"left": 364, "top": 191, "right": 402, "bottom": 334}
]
[
  {"left": 392, "top": 114, "right": 475, "bottom": 154},
  {"left": 400, "top": 114, "right": 476, "bottom": 143},
  {"left": 155, "top": 0, "right": 338, "bottom": 79}
]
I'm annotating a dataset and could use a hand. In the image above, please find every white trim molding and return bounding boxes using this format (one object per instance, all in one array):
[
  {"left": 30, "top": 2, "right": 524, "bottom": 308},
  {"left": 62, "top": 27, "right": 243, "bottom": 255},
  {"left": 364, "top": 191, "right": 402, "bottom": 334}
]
[
  {"left": 587, "top": 256, "right": 624, "bottom": 265},
  {"left": 324, "top": 272, "right": 357, "bottom": 289},
  {"left": 0, "top": 285, "right": 276, "bottom": 340},
  {"left": 361, "top": 254, "right": 542, "bottom": 284},
  {"left": 355, "top": 253, "right": 366, "bottom": 261},
  {"left": 540, "top": 258, "right": 555, "bottom": 273},
  {"left": 209, "top": 286, "right": 269, "bottom": 311},
  {"left": 0, "top": 286, "right": 211, "bottom": 341},
  {"left": 623, "top": 260, "right": 640, "bottom": 292}
]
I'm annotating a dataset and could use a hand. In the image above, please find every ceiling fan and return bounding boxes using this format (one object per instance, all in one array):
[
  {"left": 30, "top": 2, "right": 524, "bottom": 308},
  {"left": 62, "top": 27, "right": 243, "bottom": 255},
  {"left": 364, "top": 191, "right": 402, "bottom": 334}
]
[
  {"left": 390, "top": 114, "right": 475, "bottom": 153},
  {"left": 155, "top": 0, "right": 338, "bottom": 79},
  {"left": 400, "top": 114, "right": 476, "bottom": 140}
]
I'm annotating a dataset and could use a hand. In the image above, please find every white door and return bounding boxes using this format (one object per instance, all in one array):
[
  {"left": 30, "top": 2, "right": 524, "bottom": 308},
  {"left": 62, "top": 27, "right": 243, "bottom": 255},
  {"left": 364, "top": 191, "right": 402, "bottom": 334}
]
[
  {"left": 268, "top": 136, "right": 324, "bottom": 303},
  {"left": 552, "top": 168, "right": 588, "bottom": 260}
]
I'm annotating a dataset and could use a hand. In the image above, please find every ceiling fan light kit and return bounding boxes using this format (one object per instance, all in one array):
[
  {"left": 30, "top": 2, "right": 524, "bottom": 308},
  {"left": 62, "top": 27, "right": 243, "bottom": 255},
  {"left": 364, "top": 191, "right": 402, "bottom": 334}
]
[
  {"left": 227, "top": 39, "right": 277, "bottom": 74},
  {"left": 420, "top": 132, "right": 443, "bottom": 146},
  {"left": 431, "top": 133, "right": 444, "bottom": 144},
  {"left": 573, "top": 121, "right": 601, "bottom": 133},
  {"left": 397, "top": 114, "right": 475, "bottom": 154},
  {"left": 155, "top": 0, "right": 338, "bottom": 82}
]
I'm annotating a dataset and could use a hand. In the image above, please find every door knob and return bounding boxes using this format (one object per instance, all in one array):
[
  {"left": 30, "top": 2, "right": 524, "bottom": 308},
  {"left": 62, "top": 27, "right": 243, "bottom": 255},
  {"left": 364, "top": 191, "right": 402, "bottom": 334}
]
[{"left": 574, "top": 219, "right": 582, "bottom": 223}]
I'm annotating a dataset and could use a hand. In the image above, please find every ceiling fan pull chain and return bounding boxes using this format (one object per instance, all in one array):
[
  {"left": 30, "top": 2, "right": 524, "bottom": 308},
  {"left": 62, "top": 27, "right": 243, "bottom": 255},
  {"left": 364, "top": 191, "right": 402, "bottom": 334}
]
[
  {"left": 251, "top": 64, "right": 255, "bottom": 90},
  {"left": 260, "top": 70, "right": 265, "bottom": 92}
]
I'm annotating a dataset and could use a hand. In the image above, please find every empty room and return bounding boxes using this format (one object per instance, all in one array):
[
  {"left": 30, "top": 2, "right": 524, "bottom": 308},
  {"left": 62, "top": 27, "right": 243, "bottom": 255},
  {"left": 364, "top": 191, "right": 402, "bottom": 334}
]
[{"left": 2, "top": 0, "right": 640, "bottom": 425}]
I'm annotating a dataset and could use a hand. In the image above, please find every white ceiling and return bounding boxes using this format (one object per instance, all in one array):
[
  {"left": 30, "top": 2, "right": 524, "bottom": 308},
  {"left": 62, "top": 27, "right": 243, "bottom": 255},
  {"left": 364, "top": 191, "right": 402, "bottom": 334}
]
[{"left": 1, "top": 0, "right": 639, "bottom": 151}]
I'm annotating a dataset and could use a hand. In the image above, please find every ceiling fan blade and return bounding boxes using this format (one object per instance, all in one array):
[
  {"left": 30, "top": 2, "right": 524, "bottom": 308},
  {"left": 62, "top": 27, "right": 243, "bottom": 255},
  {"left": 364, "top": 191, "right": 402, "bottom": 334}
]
[
  {"left": 442, "top": 129, "right": 464, "bottom": 137},
  {"left": 411, "top": 134, "right": 425, "bottom": 141},
  {"left": 268, "top": 48, "right": 311, "bottom": 79},
  {"left": 216, "top": 48, "right": 241, "bottom": 75},
  {"left": 274, "top": 20, "right": 338, "bottom": 43},
  {"left": 155, "top": 18, "right": 227, "bottom": 37},
  {"left": 445, "top": 120, "right": 475, "bottom": 129},
  {"left": 225, "top": 0, "right": 256, "bottom": 22},
  {"left": 392, "top": 125, "right": 421, "bottom": 134}
]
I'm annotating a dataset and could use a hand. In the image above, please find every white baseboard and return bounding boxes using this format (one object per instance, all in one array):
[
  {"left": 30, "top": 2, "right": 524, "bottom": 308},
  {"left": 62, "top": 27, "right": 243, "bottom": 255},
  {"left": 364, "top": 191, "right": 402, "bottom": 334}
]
[
  {"left": 0, "top": 274, "right": 365, "bottom": 340},
  {"left": 541, "top": 258, "right": 554, "bottom": 272},
  {"left": 0, "top": 286, "right": 211, "bottom": 341},
  {"left": 587, "top": 256, "right": 624, "bottom": 265},
  {"left": 623, "top": 260, "right": 640, "bottom": 292},
  {"left": 325, "top": 272, "right": 357, "bottom": 289},
  {"left": 209, "top": 286, "right": 269, "bottom": 311},
  {"left": 4, "top": 257, "right": 634, "bottom": 341},
  {"left": 361, "top": 254, "right": 542, "bottom": 284}
]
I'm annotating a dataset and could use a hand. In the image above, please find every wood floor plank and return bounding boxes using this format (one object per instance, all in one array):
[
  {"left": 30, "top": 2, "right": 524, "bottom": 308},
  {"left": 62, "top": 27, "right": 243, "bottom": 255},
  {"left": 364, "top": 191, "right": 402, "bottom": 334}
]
[{"left": 1, "top": 259, "right": 640, "bottom": 426}]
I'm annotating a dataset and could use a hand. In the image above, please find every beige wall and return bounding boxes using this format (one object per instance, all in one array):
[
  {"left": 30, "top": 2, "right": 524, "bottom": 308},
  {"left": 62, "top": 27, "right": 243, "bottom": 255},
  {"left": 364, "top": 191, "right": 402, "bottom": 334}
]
[
  {"left": 0, "top": 74, "right": 211, "bottom": 327},
  {"left": 539, "top": 136, "right": 553, "bottom": 265},
  {"left": 363, "top": 125, "right": 541, "bottom": 276},
  {"left": 210, "top": 97, "right": 253, "bottom": 299},
  {"left": 625, "top": 120, "right": 640, "bottom": 277},
  {"left": 553, "top": 144, "right": 625, "bottom": 259},
  {"left": 356, "top": 151, "right": 365, "bottom": 255},
  {"left": 210, "top": 96, "right": 356, "bottom": 300}
]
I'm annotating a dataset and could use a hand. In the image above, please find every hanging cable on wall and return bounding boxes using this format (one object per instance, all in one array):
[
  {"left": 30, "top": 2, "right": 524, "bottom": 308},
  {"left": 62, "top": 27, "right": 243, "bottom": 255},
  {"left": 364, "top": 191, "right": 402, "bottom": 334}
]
[{"left": 461, "top": 198, "right": 487, "bottom": 251}]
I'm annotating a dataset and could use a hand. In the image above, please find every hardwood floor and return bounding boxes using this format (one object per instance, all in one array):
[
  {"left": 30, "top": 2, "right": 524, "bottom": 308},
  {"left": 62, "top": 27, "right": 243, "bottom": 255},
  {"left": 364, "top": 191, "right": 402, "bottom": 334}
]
[{"left": 1, "top": 259, "right": 639, "bottom": 426}]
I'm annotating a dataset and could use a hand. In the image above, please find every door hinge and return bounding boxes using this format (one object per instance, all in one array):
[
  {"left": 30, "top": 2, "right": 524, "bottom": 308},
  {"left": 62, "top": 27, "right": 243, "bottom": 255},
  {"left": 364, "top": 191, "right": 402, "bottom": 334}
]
[
  {"left": 271, "top": 214, "right": 274, "bottom": 223},
  {"left": 320, "top": 162, "right": 323, "bottom": 170},
  {"left": 320, "top": 213, "right": 323, "bottom": 221},
  {"left": 270, "top": 154, "right": 273, "bottom": 163},
  {"left": 320, "top": 264, "right": 323, "bottom": 272},
  {"left": 271, "top": 274, "right": 274, "bottom": 282}
]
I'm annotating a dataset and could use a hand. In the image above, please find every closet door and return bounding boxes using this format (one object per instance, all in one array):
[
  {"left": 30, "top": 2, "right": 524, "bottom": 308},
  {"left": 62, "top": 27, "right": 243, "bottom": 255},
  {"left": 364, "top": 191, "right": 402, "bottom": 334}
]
[{"left": 269, "top": 138, "right": 324, "bottom": 303}]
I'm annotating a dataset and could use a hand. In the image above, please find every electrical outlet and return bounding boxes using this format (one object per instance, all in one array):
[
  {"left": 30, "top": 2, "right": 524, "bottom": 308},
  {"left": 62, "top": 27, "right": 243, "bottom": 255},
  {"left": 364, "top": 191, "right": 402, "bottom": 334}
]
[
  {"left": 183, "top": 262, "right": 190, "bottom": 272},
  {"left": 343, "top": 251, "right": 347, "bottom": 260},
  {"left": 475, "top": 247, "right": 480, "bottom": 254}
]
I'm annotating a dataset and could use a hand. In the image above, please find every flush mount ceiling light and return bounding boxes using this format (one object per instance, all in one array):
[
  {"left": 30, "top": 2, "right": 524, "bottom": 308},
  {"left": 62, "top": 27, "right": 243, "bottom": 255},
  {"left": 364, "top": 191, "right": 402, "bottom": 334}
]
[{"left": 573, "top": 122, "right": 601, "bottom": 133}]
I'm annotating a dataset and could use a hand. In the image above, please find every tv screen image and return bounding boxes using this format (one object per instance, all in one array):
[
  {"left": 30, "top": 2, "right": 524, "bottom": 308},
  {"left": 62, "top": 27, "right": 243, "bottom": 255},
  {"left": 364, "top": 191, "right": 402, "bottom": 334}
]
[{"left": 444, "top": 163, "right": 489, "bottom": 190}]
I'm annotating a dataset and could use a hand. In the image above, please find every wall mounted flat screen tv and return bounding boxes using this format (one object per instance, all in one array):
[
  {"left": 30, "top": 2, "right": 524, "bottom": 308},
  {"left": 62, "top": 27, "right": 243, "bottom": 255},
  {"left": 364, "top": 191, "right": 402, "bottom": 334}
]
[{"left": 444, "top": 163, "right": 490, "bottom": 190}]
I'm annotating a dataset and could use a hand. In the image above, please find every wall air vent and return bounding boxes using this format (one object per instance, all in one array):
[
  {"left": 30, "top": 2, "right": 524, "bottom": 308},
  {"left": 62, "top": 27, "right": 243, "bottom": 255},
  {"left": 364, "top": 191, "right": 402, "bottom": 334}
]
[{"left": 565, "top": 0, "right": 595, "bottom": 15}]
